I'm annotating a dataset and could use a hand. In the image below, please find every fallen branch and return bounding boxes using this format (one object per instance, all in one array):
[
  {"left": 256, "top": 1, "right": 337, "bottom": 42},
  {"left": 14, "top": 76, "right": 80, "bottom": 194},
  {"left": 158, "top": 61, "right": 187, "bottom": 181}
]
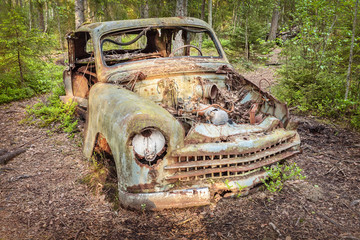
[
  {"left": 341, "top": 235, "right": 360, "bottom": 240},
  {"left": 9, "top": 174, "right": 33, "bottom": 182},
  {"left": 0, "top": 167, "right": 14, "bottom": 173},
  {"left": 324, "top": 166, "right": 335, "bottom": 175},
  {"left": 265, "top": 62, "right": 282, "bottom": 66},
  {"left": 350, "top": 199, "right": 360, "bottom": 207},
  {"left": 0, "top": 149, "right": 9, "bottom": 155},
  {"left": 269, "top": 222, "right": 282, "bottom": 236},
  {"left": 176, "top": 218, "right": 193, "bottom": 226},
  {"left": 0, "top": 136, "right": 41, "bottom": 165},
  {"left": 75, "top": 225, "right": 88, "bottom": 240},
  {"left": 316, "top": 212, "right": 343, "bottom": 229},
  {"left": 0, "top": 148, "right": 27, "bottom": 165}
]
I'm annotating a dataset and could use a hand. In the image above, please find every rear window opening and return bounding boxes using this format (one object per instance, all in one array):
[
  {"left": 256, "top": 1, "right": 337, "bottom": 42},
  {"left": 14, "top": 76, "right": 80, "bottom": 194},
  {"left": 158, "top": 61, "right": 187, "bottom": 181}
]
[{"left": 100, "top": 27, "right": 221, "bottom": 66}]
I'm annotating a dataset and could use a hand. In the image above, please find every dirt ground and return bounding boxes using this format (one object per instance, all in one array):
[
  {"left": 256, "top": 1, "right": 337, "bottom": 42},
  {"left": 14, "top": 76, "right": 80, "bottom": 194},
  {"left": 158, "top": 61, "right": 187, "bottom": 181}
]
[{"left": 1, "top": 61, "right": 360, "bottom": 239}]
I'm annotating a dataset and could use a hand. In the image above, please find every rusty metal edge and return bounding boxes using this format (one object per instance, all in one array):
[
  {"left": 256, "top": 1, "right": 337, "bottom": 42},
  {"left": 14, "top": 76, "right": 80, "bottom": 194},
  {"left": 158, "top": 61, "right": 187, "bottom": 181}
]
[
  {"left": 118, "top": 187, "right": 210, "bottom": 211},
  {"left": 118, "top": 170, "right": 270, "bottom": 210}
]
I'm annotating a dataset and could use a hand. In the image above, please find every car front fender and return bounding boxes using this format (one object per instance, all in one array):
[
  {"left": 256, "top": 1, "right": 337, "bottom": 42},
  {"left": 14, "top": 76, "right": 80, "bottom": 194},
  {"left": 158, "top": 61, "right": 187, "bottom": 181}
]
[{"left": 83, "top": 83, "right": 185, "bottom": 192}]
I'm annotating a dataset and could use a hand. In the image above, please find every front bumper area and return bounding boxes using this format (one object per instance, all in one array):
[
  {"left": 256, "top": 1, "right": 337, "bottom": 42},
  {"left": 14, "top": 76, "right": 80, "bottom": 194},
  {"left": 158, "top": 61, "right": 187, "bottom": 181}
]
[
  {"left": 118, "top": 187, "right": 210, "bottom": 210},
  {"left": 118, "top": 170, "right": 270, "bottom": 210}
]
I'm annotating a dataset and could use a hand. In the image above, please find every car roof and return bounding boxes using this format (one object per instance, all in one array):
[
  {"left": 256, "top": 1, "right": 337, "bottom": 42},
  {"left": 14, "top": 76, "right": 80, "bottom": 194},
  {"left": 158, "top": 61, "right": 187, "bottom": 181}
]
[{"left": 75, "top": 17, "right": 211, "bottom": 35}]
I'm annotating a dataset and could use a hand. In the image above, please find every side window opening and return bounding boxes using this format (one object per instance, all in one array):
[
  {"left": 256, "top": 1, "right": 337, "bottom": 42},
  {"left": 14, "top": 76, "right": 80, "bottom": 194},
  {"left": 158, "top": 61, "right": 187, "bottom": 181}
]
[
  {"left": 70, "top": 32, "right": 97, "bottom": 100},
  {"left": 171, "top": 27, "right": 219, "bottom": 57}
]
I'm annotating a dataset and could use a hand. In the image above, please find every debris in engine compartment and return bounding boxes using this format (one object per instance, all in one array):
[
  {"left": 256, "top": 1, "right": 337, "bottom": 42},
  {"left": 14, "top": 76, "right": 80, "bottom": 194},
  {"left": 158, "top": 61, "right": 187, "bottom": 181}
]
[{"left": 163, "top": 65, "right": 270, "bottom": 127}]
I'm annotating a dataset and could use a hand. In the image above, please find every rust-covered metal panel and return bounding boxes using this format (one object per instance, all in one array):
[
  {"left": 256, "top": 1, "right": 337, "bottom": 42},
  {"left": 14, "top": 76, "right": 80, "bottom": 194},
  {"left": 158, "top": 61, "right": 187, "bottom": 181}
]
[{"left": 61, "top": 17, "right": 301, "bottom": 210}]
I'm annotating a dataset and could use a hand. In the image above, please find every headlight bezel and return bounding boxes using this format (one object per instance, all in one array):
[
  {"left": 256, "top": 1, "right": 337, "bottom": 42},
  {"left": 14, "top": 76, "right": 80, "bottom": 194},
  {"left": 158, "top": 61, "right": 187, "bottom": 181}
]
[{"left": 131, "top": 127, "right": 168, "bottom": 167}]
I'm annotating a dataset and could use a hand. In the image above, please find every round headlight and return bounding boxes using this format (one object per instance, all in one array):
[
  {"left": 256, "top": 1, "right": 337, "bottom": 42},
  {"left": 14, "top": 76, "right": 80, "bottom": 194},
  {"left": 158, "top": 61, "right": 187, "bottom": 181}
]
[{"left": 132, "top": 128, "right": 166, "bottom": 162}]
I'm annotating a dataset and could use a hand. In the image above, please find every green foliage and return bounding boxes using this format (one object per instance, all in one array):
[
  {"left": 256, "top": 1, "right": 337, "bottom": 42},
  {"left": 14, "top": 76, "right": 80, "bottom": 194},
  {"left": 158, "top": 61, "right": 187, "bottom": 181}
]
[
  {"left": 224, "top": 179, "right": 232, "bottom": 189},
  {"left": 141, "top": 203, "right": 147, "bottom": 212},
  {"left": 273, "top": 0, "right": 360, "bottom": 129},
  {"left": 256, "top": 39, "right": 277, "bottom": 55},
  {"left": 224, "top": 179, "right": 246, "bottom": 198},
  {"left": 0, "top": 8, "right": 60, "bottom": 104},
  {"left": 262, "top": 162, "right": 306, "bottom": 193},
  {"left": 235, "top": 182, "right": 246, "bottom": 198},
  {"left": 25, "top": 84, "right": 78, "bottom": 135}
]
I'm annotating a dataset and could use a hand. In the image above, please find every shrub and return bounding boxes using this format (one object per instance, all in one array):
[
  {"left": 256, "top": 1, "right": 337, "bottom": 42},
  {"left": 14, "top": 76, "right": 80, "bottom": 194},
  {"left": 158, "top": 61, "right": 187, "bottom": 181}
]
[
  {"left": 262, "top": 162, "right": 306, "bottom": 193},
  {"left": 25, "top": 84, "right": 78, "bottom": 135}
]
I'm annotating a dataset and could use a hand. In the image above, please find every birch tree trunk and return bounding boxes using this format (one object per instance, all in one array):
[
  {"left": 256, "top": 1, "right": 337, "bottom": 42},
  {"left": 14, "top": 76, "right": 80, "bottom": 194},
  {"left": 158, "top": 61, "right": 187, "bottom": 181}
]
[
  {"left": 174, "top": 0, "right": 187, "bottom": 55},
  {"left": 199, "top": 0, "right": 205, "bottom": 50},
  {"left": 175, "top": 0, "right": 187, "bottom": 16},
  {"left": 84, "top": 0, "right": 90, "bottom": 22},
  {"left": 44, "top": 1, "right": 48, "bottom": 33},
  {"left": 75, "top": 0, "right": 85, "bottom": 29},
  {"left": 56, "top": 2, "right": 63, "bottom": 51},
  {"left": 143, "top": 0, "right": 149, "bottom": 18},
  {"left": 345, "top": 0, "right": 359, "bottom": 100},
  {"left": 208, "top": 0, "right": 212, "bottom": 28},
  {"left": 244, "top": 16, "right": 249, "bottom": 60},
  {"left": 29, "top": 0, "right": 32, "bottom": 30},
  {"left": 140, "top": 0, "right": 149, "bottom": 18}
]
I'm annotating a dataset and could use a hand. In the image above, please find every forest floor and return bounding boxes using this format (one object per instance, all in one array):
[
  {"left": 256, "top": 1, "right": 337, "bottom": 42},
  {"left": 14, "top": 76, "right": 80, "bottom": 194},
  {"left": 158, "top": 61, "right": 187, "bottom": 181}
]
[{"left": 1, "top": 50, "right": 360, "bottom": 240}]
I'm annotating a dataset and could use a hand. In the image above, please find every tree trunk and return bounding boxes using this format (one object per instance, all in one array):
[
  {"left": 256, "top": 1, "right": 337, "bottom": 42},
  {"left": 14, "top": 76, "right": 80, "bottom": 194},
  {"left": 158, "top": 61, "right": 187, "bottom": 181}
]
[
  {"left": 208, "top": 0, "right": 212, "bottom": 28},
  {"left": 37, "top": 0, "right": 45, "bottom": 32},
  {"left": 144, "top": 0, "right": 149, "bottom": 18},
  {"left": 44, "top": 0, "right": 48, "bottom": 33},
  {"left": 232, "top": 1, "right": 238, "bottom": 34},
  {"left": 199, "top": 0, "right": 205, "bottom": 50},
  {"left": 84, "top": 0, "right": 92, "bottom": 22},
  {"left": 201, "top": 0, "right": 205, "bottom": 20},
  {"left": 175, "top": 0, "right": 187, "bottom": 17},
  {"left": 244, "top": 16, "right": 249, "bottom": 60},
  {"left": 84, "top": 0, "right": 88, "bottom": 21},
  {"left": 29, "top": 0, "right": 32, "bottom": 30},
  {"left": 17, "top": 49, "right": 24, "bottom": 83},
  {"left": 345, "top": 0, "right": 359, "bottom": 100},
  {"left": 75, "top": 0, "right": 85, "bottom": 29},
  {"left": 141, "top": 0, "right": 149, "bottom": 18},
  {"left": 318, "top": 15, "right": 337, "bottom": 67},
  {"left": 14, "top": 27, "right": 24, "bottom": 84},
  {"left": 56, "top": 2, "right": 64, "bottom": 51},
  {"left": 174, "top": 0, "right": 187, "bottom": 55},
  {"left": 268, "top": 3, "right": 280, "bottom": 41}
]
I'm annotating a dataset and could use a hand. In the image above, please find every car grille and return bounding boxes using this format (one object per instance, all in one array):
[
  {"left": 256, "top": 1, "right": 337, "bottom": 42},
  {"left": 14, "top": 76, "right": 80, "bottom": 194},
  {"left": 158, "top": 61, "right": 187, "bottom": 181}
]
[{"left": 165, "top": 137, "right": 300, "bottom": 181}]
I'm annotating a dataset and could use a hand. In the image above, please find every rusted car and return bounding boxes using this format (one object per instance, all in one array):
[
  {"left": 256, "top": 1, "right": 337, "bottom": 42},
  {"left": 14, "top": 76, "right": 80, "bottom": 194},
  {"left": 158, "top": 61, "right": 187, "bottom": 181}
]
[{"left": 61, "top": 17, "right": 301, "bottom": 210}]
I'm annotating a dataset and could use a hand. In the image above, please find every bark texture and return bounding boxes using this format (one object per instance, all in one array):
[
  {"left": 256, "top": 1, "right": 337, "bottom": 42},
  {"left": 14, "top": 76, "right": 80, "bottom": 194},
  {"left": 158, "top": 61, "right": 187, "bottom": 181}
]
[
  {"left": 141, "top": 0, "right": 149, "bottom": 18},
  {"left": 37, "top": 0, "right": 45, "bottom": 32},
  {"left": 268, "top": 5, "right": 280, "bottom": 41},
  {"left": 174, "top": 0, "right": 188, "bottom": 55},
  {"left": 75, "top": 0, "right": 85, "bottom": 29},
  {"left": 208, "top": 0, "right": 212, "bottom": 27}
]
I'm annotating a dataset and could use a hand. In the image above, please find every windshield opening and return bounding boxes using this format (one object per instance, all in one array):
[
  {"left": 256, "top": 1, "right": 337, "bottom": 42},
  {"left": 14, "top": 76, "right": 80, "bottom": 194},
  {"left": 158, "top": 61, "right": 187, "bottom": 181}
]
[{"left": 100, "top": 27, "right": 221, "bottom": 66}]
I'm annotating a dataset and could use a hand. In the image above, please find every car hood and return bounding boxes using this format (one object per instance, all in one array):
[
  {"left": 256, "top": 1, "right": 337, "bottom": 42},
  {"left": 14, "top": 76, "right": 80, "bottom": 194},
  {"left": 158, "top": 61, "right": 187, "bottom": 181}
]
[{"left": 98, "top": 57, "right": 231, "bottom": 84}]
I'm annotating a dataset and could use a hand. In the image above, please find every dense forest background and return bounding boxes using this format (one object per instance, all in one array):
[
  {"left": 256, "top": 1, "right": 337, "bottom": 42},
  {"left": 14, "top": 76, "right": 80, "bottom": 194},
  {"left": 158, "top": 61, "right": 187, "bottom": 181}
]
[{"left": 0, "top": 0, "right": 359, "bottom": 128}]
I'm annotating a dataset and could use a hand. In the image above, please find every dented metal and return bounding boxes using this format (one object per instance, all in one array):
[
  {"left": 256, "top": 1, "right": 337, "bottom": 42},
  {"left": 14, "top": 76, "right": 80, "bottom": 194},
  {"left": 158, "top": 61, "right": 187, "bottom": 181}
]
[{"left": 61, "top": 17, "right": 301, "bottom": 210}]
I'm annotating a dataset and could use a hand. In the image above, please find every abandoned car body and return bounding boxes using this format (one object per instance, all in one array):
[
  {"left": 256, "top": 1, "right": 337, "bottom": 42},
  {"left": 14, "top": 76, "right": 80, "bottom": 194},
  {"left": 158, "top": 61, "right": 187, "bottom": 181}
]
[{"left": 61, "top": 17, "right": 301, "bottom": 210}]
